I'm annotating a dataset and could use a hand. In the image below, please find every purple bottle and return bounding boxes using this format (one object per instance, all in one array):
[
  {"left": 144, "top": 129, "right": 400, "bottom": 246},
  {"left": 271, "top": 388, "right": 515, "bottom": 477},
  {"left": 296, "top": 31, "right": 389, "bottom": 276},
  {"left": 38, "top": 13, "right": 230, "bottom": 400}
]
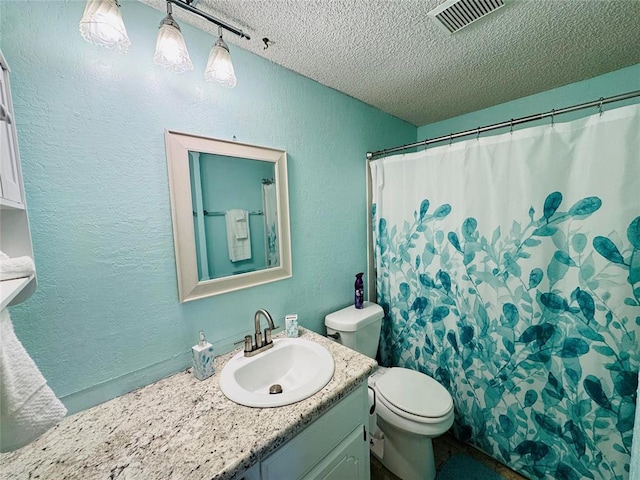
[{"left": 355, "top": 273, "right": 364, "bottom": 309}]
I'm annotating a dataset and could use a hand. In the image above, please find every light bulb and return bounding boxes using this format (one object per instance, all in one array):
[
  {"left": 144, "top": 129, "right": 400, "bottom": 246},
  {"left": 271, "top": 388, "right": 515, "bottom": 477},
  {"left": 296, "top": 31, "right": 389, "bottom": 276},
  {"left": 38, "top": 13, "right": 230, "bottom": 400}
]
[
  {"left": 79, "top": 0, "right": 130, "bottom": 53},
  {"left": 204, "top": 37, "right": 237, "bottom": 88},
  {"left": 154, "top": 15, "right": 193, "bottom": 73}
]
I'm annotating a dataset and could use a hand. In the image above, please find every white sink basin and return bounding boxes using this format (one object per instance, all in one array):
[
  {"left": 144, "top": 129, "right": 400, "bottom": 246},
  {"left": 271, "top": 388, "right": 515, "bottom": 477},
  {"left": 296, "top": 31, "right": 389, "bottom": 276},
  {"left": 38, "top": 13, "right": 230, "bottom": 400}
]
[{"left": 219, "top": 337, "right": 335, "bottom": 407}]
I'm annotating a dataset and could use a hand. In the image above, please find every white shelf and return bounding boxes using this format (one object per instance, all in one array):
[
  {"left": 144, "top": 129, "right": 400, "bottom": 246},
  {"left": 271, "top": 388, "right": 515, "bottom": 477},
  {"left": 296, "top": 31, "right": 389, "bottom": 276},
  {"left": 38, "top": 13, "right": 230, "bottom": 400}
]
[
  {"left": 0, "top": 275, "right": 34, "bottom": 310},
  {"left": 0, "top": 51, "right": 36, "bottom": 308},
  {"left": 0, "top": 196, "right": 25, "bottom": 210}
]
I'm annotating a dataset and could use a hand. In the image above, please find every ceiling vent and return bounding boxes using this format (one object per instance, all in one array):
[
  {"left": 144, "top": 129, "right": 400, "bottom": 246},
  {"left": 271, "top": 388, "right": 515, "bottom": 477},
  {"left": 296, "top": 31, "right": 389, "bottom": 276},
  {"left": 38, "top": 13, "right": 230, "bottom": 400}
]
[{"left": 428, "top": 0, "right": 505, "bottom": 34}]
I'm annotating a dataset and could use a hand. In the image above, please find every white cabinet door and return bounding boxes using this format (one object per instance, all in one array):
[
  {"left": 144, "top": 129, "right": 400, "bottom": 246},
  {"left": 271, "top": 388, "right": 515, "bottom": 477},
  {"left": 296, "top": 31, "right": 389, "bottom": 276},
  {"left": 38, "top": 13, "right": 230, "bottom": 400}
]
[
  {"left": 302, "top": 427, "right": 369, "bottom": 480},
  {"left": 0, "top": 55, "right": 23, "bottom": 206},
  {"left": 260, "top": 384, "right": 369, "bottom": 480}
]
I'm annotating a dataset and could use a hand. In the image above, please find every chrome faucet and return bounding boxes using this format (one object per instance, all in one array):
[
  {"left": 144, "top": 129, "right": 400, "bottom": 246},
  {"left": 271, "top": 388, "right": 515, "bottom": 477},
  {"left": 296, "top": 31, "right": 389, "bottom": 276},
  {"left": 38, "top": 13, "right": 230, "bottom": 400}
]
[
  {"left": 254, "top": 308, "right": 275, "bottom": 347},
  {"left": 235, "top": 309, "right": 279, "bottom": 357}
]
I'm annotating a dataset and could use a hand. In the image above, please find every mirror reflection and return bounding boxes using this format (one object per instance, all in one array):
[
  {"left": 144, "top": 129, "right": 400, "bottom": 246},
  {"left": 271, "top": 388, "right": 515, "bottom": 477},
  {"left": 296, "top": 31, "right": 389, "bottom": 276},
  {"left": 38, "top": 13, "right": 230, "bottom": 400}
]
[
  {"left": 190, "top": 153, "right": 280, "bottom": 280},
  {"left": 165, "top": 130, "right": 292, "bottom": 302}
]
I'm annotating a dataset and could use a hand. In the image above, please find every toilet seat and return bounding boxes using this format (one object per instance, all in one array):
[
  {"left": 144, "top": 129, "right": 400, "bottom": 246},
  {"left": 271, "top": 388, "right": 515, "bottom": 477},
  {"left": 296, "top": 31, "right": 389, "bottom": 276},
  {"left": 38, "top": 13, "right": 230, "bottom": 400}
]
[{"left": 374, "top": 367, "right": 453, "bottom": 424}]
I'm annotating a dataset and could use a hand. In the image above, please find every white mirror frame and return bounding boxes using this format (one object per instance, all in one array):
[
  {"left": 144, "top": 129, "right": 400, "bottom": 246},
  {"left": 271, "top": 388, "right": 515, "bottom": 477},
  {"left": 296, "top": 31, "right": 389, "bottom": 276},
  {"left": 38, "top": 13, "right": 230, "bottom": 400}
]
[{"left": 165, "top": 130, "right": 292, "bottom": 302}]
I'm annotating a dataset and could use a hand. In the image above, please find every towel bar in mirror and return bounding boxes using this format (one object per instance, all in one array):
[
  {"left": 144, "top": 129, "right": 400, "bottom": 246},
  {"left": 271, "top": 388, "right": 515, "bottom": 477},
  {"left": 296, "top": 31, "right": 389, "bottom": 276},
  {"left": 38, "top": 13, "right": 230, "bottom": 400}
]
[{"left": 165, "top": 130, "right": 292, "bottom": 301}]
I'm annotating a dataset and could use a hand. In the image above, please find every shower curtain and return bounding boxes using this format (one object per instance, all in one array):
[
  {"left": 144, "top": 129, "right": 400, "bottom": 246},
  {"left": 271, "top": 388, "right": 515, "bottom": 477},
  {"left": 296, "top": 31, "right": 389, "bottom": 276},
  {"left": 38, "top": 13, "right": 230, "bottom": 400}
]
[
  {"left": 262, "top": 182, "right": 279, "bottom": 267},
  {"left": 370, "top": 104, "right": 639, "bottom": 480}
]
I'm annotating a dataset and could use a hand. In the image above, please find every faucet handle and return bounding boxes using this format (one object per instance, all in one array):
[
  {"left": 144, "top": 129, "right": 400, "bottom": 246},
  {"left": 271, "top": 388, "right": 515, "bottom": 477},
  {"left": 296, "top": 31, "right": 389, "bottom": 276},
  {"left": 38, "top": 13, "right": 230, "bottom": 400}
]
[
  {"left": 234, "top": 335, "right": 253, "bottom": 352},
  {"left": 264, "top": 324, "right": 280, "bottom": 344}
]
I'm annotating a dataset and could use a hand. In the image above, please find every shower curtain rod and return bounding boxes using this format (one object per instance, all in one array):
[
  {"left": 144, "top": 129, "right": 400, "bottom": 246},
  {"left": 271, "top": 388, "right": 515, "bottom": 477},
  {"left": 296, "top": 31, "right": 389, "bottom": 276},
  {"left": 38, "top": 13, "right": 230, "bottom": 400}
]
[
  {"left": 192, "top": 210, "right": 263, "bottom": 216},
  {"left": 366, "top": 89, "right": 640, "bottom": 160}
]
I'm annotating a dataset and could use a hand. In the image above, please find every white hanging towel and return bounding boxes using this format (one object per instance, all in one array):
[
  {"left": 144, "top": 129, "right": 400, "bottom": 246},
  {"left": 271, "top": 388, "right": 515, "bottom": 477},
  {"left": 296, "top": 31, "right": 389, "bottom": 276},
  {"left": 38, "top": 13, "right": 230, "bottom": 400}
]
[
  {"left": 225, "top": 209, "right": 251, "bottom": 262},
  {"left": 0, "top": 309, "right": 67, "bottom": 452}
]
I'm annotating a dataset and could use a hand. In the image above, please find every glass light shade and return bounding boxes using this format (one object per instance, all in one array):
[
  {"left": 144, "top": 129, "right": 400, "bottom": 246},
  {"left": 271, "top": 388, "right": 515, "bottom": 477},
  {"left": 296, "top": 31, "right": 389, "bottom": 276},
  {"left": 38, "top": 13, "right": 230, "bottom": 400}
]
[
  {"left": 79, "top": 0, "right": 130, "bottom": 53},
  {"left": 154, "top": 23, "right": 193, "bottom": 73},
  {"left": 204, "top": 38, "right": 237, "bottom": 88}
]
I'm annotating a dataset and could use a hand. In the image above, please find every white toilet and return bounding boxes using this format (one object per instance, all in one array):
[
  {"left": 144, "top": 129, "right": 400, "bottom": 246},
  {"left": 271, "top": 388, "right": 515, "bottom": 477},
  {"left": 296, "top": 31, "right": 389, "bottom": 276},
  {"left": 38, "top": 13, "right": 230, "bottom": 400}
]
[{"left": 325, "top": 302, "right": 454, "bottom": 480}]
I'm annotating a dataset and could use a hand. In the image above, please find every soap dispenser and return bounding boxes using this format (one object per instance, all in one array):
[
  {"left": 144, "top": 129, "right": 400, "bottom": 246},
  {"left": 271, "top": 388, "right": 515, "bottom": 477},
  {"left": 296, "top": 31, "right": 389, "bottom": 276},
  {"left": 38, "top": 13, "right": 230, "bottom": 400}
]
[{"left": 192, "top": 331, "right": 215, "bottom": 381}]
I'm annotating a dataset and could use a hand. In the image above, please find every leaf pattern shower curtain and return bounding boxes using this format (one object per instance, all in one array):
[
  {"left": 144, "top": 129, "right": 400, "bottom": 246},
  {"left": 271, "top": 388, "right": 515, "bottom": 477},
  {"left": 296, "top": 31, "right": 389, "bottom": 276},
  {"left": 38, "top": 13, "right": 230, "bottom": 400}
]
[
  {"left": 370, "top": 104, "right": 640, "bottom": 480},
  {"left": 262, "top": 182, "right": 279, "bottom": 267}
]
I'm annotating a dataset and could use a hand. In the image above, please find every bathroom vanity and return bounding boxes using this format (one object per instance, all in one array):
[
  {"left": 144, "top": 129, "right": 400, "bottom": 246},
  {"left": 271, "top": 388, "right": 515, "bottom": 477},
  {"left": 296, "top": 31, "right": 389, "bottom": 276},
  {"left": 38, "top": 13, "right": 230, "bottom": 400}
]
[
  {"left": 0, "top": 329, "right": 377, "bottom": 480},
  {"left": 243, "top": 384, "right": 369, "bottom": 480}
]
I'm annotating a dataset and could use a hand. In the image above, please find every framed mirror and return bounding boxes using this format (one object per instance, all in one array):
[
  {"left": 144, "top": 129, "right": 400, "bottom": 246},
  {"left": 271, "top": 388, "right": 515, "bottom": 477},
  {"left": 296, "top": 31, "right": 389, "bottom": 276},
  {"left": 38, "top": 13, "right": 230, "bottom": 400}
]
[{"left": 165, "top": 130, "right": 292, "bottom": 302}]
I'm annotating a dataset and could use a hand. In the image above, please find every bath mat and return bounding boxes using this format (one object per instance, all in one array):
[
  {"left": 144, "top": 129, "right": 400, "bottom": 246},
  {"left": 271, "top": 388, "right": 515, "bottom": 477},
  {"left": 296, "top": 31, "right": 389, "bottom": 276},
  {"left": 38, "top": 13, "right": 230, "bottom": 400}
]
[{"left": 436, "top": 454, "right": 506, "bottom": 480}]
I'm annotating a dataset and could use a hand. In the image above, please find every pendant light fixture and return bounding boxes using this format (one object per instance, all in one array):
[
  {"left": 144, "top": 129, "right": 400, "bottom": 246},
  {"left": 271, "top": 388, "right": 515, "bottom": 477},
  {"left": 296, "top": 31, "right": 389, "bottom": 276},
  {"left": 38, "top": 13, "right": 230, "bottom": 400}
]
[
  {"left": 153, "top": 2, "right": 193, "bottom": 73},
  {"left": 78, "top": 0, "right": 130, "bottom": 53},
  {"left": 79, "top": 0, "right": 250, "bottom": 86},
  {"left": 204, "top": 28, "right": 237, "bottom": 88}
]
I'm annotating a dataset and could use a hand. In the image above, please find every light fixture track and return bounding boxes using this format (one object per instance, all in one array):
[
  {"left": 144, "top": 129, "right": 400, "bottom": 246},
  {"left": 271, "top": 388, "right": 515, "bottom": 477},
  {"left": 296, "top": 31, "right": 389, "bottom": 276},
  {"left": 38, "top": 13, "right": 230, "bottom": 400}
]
[
  {"left": 79, "top": 0, "right": 246, "bottom": 87},
  {"left": 166, "top": 0, "right": 250, "bottom": 40}
]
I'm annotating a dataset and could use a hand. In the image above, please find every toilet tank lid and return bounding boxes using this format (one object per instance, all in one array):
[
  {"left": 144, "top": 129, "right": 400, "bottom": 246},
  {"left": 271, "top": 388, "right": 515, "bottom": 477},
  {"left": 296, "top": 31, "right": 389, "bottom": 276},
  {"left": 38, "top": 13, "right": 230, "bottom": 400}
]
[{"left": 325, "top": 302, "right": 384, "bottom": 332}]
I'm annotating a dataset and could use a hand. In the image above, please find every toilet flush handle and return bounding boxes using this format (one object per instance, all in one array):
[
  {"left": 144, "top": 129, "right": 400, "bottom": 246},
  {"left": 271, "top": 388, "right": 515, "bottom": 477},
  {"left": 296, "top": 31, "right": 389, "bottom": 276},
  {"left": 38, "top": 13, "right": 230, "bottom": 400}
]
[{"left": 327, "top": 332, "right": 340, "bottom": 340}]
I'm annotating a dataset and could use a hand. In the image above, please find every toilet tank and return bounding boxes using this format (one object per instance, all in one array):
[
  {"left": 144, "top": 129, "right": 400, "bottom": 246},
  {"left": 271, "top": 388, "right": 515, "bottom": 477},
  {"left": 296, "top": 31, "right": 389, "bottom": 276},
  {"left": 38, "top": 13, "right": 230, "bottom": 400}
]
[{"left": 324, "top": 302, "right": 384, "bottom": 359}]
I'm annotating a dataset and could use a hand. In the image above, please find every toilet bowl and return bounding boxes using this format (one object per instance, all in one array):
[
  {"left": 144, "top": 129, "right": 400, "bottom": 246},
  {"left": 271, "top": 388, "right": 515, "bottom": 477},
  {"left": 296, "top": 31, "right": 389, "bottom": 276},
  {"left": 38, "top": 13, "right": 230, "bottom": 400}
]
[
  {"left": 325, "top": 302, "right": 455, "bottom": 480},
  {"left": 369, "top": 367, "right": 454, "bottom": 480}
]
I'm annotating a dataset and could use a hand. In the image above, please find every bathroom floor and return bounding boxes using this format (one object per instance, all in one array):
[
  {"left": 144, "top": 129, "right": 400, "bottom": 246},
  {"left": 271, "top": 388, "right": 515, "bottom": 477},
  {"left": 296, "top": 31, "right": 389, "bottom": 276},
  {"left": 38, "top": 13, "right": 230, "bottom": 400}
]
[{"left": 370, "top": 431, "right": 528, "bottom": 480}]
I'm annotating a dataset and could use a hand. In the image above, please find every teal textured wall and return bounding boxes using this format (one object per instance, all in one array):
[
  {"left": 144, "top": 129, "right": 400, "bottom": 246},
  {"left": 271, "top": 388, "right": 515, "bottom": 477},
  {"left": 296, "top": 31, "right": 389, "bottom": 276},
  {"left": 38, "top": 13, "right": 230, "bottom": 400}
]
[
  {"left": 0, "top": 0, "right": 415, "bottom": 413},
  {"left": 2, "top": 0, "right": 637, "bottom": 417},
  {"left": 417, "top": 63, "right": 640, "bottom": 140}
]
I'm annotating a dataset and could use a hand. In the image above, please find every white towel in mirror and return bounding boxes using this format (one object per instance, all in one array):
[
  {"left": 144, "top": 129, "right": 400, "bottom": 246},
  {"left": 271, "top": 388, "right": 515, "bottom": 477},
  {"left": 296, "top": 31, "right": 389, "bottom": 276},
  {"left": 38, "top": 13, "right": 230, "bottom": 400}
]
[
  {"left": 233, "top": 210, "right": 249, "bottom": 239},
  {"left": 225, "top": 210, "right": 251, "bottom": 262}
]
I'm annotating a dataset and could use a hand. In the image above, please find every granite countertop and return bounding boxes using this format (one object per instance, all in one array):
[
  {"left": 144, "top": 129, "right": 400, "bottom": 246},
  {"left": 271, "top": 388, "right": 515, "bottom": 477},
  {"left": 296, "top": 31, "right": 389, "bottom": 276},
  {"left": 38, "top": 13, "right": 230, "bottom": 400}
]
[{"left": 0, "top": 328, "right": 377, "bottom": 480}]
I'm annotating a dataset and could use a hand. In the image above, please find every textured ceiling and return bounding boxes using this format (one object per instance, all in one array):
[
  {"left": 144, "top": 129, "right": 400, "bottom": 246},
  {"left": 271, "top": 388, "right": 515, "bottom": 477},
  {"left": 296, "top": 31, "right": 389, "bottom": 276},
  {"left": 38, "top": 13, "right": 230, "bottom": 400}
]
[{"left": 139, "top": 0, "right": 640, "bottom": 126}]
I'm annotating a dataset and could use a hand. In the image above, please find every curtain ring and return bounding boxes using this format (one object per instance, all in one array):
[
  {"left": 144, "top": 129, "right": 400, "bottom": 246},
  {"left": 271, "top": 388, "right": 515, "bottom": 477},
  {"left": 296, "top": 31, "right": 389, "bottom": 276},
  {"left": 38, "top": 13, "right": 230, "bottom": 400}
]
[
  {"left": 598, "top": 97, "right": 604, "bottom": 116},
  {"left": 476, "top": 127, "right": 480, "bottom": 141},
  {"left": 509, "top": 119, "right": 514, "bottom": 134},
  {"left": 551, "top": 109, "right": 555, "bottom": 128},
  {"left": 449, "top": 133, "right": 453, "bottom": 146}
]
